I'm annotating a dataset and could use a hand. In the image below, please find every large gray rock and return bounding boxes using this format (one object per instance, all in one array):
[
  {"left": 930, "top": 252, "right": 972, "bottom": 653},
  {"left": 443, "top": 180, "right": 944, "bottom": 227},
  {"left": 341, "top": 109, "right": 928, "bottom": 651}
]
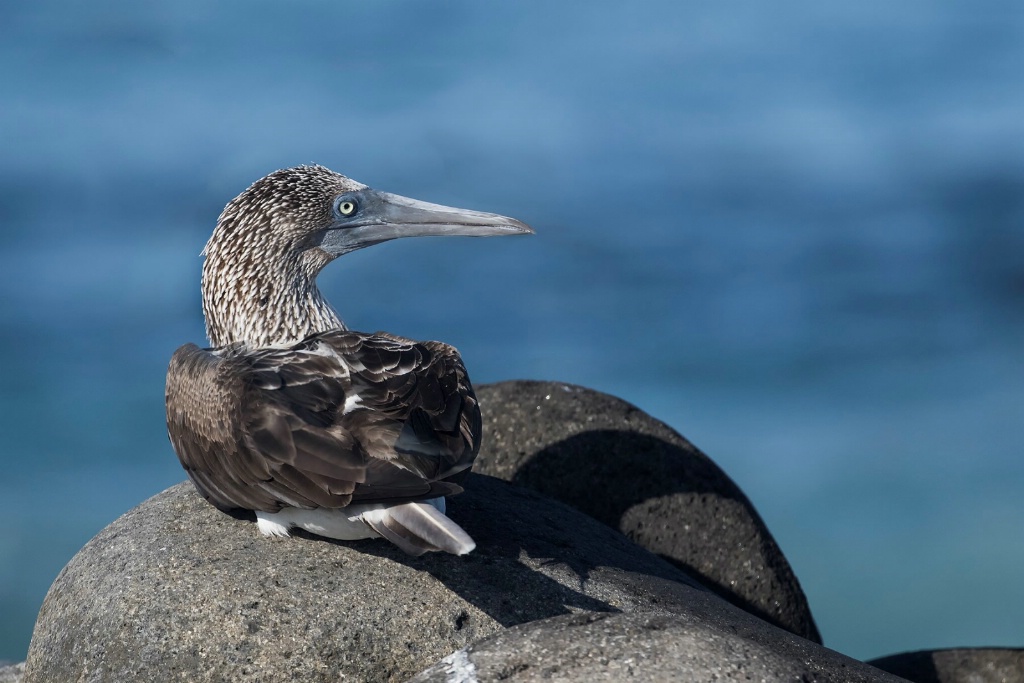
[
  {"left": 410, "top": 611, "right": 905, "bottom": 683},
  {"left": 475, "top": 380, "right": 821, "bottom": 642},
  {"left": 24, "top": 476, "right": 713, "bottom": 683},
  {"left": 868, "top": 648, "right": 1024, "bottom": 683}
]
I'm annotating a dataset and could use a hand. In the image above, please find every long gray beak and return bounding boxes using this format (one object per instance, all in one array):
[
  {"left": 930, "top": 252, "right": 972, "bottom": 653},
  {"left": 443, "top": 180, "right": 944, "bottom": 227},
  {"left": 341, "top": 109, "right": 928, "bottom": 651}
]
[{"left": 318, "top": 189, "right": 534, "bottom": 256}]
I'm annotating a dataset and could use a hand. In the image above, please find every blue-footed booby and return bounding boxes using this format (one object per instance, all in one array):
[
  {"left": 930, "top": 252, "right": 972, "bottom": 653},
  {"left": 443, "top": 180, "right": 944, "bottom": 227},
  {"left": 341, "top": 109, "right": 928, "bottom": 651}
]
[{"left": 165, "top": 165, "right": 532, "bottom": 555}]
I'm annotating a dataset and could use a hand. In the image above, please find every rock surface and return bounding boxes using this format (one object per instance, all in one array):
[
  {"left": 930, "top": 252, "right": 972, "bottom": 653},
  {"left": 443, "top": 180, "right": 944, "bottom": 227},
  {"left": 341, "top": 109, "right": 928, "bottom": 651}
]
[
  {"left": 868, "top": 648, "right": 1024, "bottom": 683},
  {"left": 410, "top": 611, "right": 905, "bottom": 683},
  {"left": 25, "top": 474, "right": 908, "bottom": 683},
  {"left": 474, "top": 380, "right": 821, "bottom": 642},
  {"left": 0, "top": 662, "right": 24, "bottom": 683},
  {"left": 25, "top": 476, "right": 715, "bottom": 683}
]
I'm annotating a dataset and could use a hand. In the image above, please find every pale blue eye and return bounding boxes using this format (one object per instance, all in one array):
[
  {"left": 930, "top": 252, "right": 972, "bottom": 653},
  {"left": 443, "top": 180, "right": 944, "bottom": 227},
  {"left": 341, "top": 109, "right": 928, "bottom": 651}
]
[{"left": 335, "top": 197, "right": 358, "bottom": 216}]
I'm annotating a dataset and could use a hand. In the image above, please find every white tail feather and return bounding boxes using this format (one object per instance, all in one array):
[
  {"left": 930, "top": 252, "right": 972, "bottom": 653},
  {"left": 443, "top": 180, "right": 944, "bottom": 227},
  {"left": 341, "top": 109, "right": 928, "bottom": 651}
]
[
  {"left": 254, "top": 498, "right": 475, "bottom": 556},
  {"left": 362, "top": 501, "right": 476, "bottom": 556}
]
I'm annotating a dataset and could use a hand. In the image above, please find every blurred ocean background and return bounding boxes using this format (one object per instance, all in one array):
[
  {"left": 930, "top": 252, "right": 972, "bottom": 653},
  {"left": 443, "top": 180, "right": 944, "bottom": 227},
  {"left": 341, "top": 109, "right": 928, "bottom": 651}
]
[{"left": 1, "top": 0, "right": 1022, "bottom": 664}]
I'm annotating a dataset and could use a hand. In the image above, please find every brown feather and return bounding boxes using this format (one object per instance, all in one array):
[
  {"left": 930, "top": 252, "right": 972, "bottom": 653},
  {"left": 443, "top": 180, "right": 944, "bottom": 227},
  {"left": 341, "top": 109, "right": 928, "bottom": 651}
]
[{"left": 165, "top": 331, "right": 480, "bottom": 514}]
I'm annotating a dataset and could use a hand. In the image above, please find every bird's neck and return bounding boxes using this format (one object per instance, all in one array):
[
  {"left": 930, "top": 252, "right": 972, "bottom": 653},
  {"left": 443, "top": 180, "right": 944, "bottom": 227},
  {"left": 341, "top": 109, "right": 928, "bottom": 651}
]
[{"left": 201, "top": 254, "right": 345, "bottom": 349}]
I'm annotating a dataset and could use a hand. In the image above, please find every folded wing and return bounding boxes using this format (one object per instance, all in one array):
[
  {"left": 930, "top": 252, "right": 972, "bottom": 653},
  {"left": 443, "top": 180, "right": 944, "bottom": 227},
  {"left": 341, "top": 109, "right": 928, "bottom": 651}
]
[{"left": 165, "top": 330, "right": 481, "bottom": 514}]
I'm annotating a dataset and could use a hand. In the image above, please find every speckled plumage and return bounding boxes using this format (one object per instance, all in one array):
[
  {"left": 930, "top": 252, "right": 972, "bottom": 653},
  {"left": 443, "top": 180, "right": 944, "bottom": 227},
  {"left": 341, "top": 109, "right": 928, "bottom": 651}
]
[
  {"left": 166, "top": 165, "right": 531, "bottom": 555},
  {"left": 202, "top": 166, "right": 363, "bottom": 348}
]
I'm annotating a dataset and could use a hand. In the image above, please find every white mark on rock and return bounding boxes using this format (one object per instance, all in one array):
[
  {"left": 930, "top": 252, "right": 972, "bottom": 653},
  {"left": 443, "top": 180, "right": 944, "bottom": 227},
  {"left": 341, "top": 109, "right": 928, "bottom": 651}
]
[{"left": 441, "top": 648, "right": 478, "bottom": 683}]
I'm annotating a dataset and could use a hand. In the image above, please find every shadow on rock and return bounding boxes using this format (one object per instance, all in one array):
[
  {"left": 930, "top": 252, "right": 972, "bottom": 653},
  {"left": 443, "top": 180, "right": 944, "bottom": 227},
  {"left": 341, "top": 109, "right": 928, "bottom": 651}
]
[
  {"left": 475, "top": 380, "right": 821, "bottom": 642},
  {"left": 305, "top": 473, "right": 705, "bottom": 630},
  {"left": 514, "top": 430, "right": 804, "bottom": 634}
]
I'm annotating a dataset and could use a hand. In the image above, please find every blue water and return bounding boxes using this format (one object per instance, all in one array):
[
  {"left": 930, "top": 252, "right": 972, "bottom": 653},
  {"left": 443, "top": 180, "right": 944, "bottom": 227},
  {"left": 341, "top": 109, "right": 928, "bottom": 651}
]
[{"left": 2, "top": 0, "right": 1022, "bottom": 664}]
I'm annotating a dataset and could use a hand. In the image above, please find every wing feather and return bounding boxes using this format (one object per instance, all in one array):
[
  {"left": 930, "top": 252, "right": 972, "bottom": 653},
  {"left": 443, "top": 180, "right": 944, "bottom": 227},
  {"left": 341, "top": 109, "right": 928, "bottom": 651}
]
[{"left": 165, "top": 329, "right": 480, "bottom": 514}]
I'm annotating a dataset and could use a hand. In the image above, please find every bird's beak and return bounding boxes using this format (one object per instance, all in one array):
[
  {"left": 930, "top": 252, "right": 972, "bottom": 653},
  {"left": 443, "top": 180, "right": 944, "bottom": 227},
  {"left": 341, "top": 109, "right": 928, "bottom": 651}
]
[{"left": 318, "top": 189, "right": 534, "bottom": 256}]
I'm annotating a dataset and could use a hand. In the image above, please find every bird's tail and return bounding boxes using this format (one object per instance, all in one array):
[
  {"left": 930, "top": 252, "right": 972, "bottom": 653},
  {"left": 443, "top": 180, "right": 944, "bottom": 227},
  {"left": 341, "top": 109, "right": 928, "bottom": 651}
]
[{"left": 361, "top": 501, "right": 476, "bottom": 556}]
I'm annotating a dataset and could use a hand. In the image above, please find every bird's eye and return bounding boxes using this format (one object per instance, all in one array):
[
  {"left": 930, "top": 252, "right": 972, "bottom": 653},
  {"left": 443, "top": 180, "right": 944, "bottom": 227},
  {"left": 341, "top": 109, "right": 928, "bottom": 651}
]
[{"left": 336, "top": 198, "right": 358, "bottom": 217}]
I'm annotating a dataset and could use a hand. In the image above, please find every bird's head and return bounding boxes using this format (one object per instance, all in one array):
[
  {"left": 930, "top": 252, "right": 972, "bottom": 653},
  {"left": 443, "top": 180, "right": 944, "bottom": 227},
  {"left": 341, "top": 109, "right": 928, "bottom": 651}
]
[{"left": 201, "top": 165, "right": 532, "bottom": 347}]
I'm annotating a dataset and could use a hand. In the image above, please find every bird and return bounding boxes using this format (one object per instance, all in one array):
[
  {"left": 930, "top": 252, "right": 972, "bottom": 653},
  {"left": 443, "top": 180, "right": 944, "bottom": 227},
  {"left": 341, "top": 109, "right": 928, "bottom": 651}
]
[{"left": 165, "top": 165, "right": 532, "bottom": 555}]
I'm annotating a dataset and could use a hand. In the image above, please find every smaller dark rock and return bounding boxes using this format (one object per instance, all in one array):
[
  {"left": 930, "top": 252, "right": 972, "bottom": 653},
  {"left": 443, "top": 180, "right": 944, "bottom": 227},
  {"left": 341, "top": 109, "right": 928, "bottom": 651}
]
[
  {"left": 410, "top": 611, "right": 906, "bottom": 682},
  {"left": 475, "top": 380, "right": 821, "bottom": 642},
  {"left": 869, "top": 648, "right": 1024, "bottom": 683}
]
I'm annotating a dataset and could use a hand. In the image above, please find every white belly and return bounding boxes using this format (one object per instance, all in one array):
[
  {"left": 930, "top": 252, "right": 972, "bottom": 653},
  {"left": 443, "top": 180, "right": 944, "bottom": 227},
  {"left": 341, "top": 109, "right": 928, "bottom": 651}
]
[{"left": 254, "top": 497, "right": 447, "bottom": 541}]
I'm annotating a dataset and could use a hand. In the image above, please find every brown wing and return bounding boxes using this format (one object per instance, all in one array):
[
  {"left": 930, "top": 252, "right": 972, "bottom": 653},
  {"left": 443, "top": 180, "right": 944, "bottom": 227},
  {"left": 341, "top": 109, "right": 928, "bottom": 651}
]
[
  {"left": 314, "top": 330, "right": 481, "bottom": 502},
  {"left": 165, "top": 330, "right": 480, "bottom": 514}
]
